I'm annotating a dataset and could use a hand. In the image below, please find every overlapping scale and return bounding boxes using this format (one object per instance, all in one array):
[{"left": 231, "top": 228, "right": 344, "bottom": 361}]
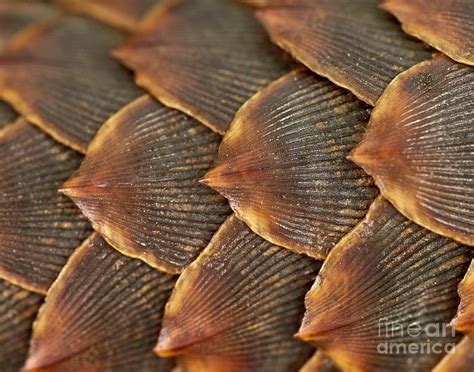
[
  {"left": 298, "top": 196, "right": 471, "bottom": 372},
  {"left": 62, "top": 95, "right": 230, "bottom": 274},
  {"left": 433, "top": 336, "right": 474, "bottom": 372},
  {"left": 0, "top": 16, "right": 142, "bottom": 153},
  {"left": 54, "top": 0, "right": 160, "bottom": 32},
  {"left": 382, "top": 0, "right": 473, "bottom": 66},
  {"left": 255, "top": 0, "right": 431, "bottom": 105},
  {"left": 300, "top": 351, "right": 339, "bottom": 372},
  {"left": 350, "top": 56, "right": 474, "bottom": 246},
  {"left": 0, "top": 100, "right": 15, "bottom": 129},
  {"left": 24, "top": 233, "right": 175, "bottom": 371},
  {"left": 0, "top": 1, "right": 56, "bottom": 51},
  {"left": 0, "top": 119, "right": 91, "bottom": 294},
  {"left": 453, "top": 261, "right": 474, "bottom": 334},
  {"left": 0, "top": 278, "right": 43, "bottom": 372},
  {"left": 114, "top": 0, "right": 292, "bottom": 134},
  {"left": 202, "top": 70, "right": 377, "bottom": 260},
  {"left": 155, "top": 215, "right": 319, "bottom": 371}
]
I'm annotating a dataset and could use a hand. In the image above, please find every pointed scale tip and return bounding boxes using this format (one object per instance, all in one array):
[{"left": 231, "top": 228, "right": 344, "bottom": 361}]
[
  {"left": 153, "top": 344, "right": 180, "bottom": 359},
  {"left": 111, "top": 44, "right": 129, "bottom": 61},
  {"left": 59, "top": 174, "right": 110, "bottom": 199},
  {"left": 57, "top": 177, "right": 113, "bottom": 225},
  {"left": 199, "top": 163, "right": 236, "bottom": 190},
  {"left": 198, "top": 172, "right": 213, "bottom": 187},
  {"left": 454, "top": 315, "right": 474, "bottom": 336},
  {"left": 348, "top": 133, "right": 405, "bottom": 184},
  {"left": 349, "top": 139, "right": 390, "bottom": 173},
  {"left": 346, "top": 145, "right": 367, "bottom": 170},
  {"left": 295, "top": 307, "right": 328, "bottom": 342},
  {"left": 21, "top": 310, "right": 86, "bottom": 371},
  {"left": 58, "top": 184, "right": 93, "bottom": 199},
  {"left": 198, "top": 173, "right": 220, "bottom": 189},
  {"left": 154, "top": 330, "right": 194, "bottom": 358},
  {"left": 58, "top": 185, "right": 97, "bottom": 200},
  {"left": 294, "top": 319, "right": 311, "bottom": 341},
  {"left": 448, "top": 316, "right": 457, "bottom": 329},
  {"left": 58, "top": 186, "right": 74, "bottom": 197},
  {"left": 153, "top": 344, "right": 176, "bottom": 359},
  {"left": 294, "top": 316, "right": 333, "bottom": 344},
  {"left": 293, "top": 329, "right": 307, "bottom": 342},
  {"left": 22, "top": 353, "right": 60, "bottom": 372},
  {"left": 22, "top": 358, "right": 42, "bottom": 371}
]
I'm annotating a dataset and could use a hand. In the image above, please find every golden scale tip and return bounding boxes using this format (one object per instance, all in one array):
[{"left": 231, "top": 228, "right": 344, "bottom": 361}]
[
  {"left": 22, "top": 353, "right": 57, "bottom": 372},
  {"left": 294, "top": 323, "right": 313, "bottom": 342},
  {"left": 199, "top": 164, "right": 231, "bottom": 189},
  {"left": 154, "top": 332, "right": 192, "bottom": 358},
  {"left": 58, "top": 175, "right": 112, "bottom": 198}
]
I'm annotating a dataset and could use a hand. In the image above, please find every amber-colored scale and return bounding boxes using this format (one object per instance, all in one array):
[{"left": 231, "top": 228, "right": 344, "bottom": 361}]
[
  {"left": 24, "top": 233, "right": 176, "bottom": 371},
  {"left": 255, "top": 0, "right": 431, "bottom": 105},
  {"left": 382, "top": 0, "right": 473, "bottom": 66},
  {"left": 114, "top": 0, "right": 293, "bottom": 134},
  {"left": 0, "top": 15, "right": 142, "bottom": 153},
  {"left": 155, "top": 215, "right": 319, "bottom": 371},
  {"left": 62, "top": 95, "right": 230, "bottom": 274},
  {"left": 351, "top": 55, "right": 474, "bottom": 247},
  {"left": 203, "top": 69, "right": 377, "bottom": 260},
  {"left": 298, "top": 196, "right": 471, "bottom": 371}
]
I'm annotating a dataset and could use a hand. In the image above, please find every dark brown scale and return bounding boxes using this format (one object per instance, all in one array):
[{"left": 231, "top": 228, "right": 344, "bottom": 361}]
[
  {"left": 382, "top": 0, "right": 474, "bottom": 66},
  {"left": 202, "top": 70, "right": 377, "bottom": 260},
  {"left": 54, "top": 0, "right": 161, "bottom": 32},
  {"left": 0, "top": 119, "right": 91, "bottom": 294},
  {"left": 24, "top": 233, "right": 176, "bottom": 372},
  {"left": 299, "top": 196, "right": 471, "bottom": 371},
  {"left": 114, "top": 0, "right": 293, "bottom": 134},
  {"left": 156, "top": 214, "right": 319, "bottom": 372},
  {"left": 256, "top": 0, "right": 432, "bottom": 105},
  {"left": 62, "top": 95, "right": 231, "bottom": 274},
  {"left": 0, "top": 278, "right": 43, "bottom": 372},
  {"left": 351, "top": 56, "right": 474, "bottom": 247},
  {"left": 0, "top": 15, "right": 142, "bottom": 153}
]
